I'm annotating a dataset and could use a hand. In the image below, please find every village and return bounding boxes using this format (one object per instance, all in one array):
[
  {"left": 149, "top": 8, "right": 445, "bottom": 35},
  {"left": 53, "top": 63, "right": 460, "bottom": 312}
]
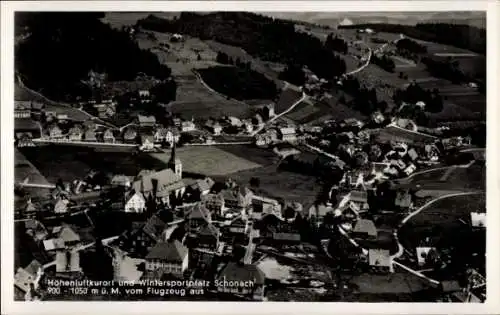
[{"left": 12, "top": 11, "right": 487, "bottom": 304}]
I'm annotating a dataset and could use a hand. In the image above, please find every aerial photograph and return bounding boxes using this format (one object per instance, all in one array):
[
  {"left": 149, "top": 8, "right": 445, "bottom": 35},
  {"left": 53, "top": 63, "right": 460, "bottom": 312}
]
[{"left": 13, "top": 11, "right": 486, "bottom": 302}]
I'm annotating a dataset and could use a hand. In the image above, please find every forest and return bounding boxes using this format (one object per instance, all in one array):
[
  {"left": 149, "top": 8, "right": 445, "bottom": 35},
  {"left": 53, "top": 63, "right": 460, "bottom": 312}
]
[
  {"left": 15, "top": 13, "right": 175, "bottom": 102},
  {"left": 338, "top": 22, "right": 486, "bottom": 55},
  {"left": 137, "top": 12, "right": 347, "bottom": 80}
]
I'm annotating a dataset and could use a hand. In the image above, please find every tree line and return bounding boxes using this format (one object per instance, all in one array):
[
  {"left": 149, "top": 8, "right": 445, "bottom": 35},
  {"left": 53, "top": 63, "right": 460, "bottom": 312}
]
[
  {"left": 15, "top": 12, "right": 176, "bottom": 102},
  {"left": 338, "top": 22, "right": 486, "bottom": 55},
  {"left": 137, "top": 12, "right": 347, "bottom": 81},
  {"left": 371, "top": 54, "right": 396, "bottom": 72},
  {"left": 325, "top": 33, "right": 348, "bottom": 54}
]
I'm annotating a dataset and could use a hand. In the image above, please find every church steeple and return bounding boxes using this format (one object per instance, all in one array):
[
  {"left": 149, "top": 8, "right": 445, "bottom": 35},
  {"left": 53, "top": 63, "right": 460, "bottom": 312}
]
[{"left": 168, "top": 142, "right": 182, "bottom": 178}]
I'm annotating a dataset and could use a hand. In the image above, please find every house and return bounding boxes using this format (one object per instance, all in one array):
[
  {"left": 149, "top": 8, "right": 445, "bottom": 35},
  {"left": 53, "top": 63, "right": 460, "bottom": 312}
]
[
  {"left": 226, "top": 116, "right": 242, "bottom": 127},
  {"left": 228, "top": 217, "right": 251, "bottom": 235},
  {"left": 403, "top": 163, "right": 417, "bottom": 176},
  {"left": 190, "top": 177, "right": 215, "bottom": 196},
  {"left": 395, "top": 190, "right": 413, "bottom": 210},
  {"left": 415, "top": 101, "right": 426, "bottom": 109},
  {"left": 221, "top": 187, "right": 253, "bottom": 210},
  {"left": 187, "top": 203, "right": 211, "bottom": 233},
  {"left": 154, "top": 127, "right": 169, "bottom": 143},
  {"left": 216, "top": 262, "right": 266, "bottom": 301},
  {"left": 103, "top": 129, "right": 115, "bottom": 143},
  {"left": 132, "top": 168, "right": 185, "bottom": 205},
  {"left": 68, "top": 126, "right": 83, "bottom": 141},
  {"left": 205, "top": 120, "right": 223, "bottom": 136},
  {"left": 43, "top": 238, "right": 65, "bottom": 252},
  {"left": 145, "top": 240, "right": 189, "bottom": 277},
  {"left": 56, "top": 250, "right": 82, "bottom": 273},
  {"left": 352, "top": 219, "right": 377, "bottom": 239},
  {"left": 84, "top": 129, "right": 97, "bottom": 142},
  {"left": 123, "top": 127, "right": 138, "bottom": 144},
  {"left": 140, "top": 135, "right": 155, "bottom": 151},
  {"left": 244, "top": 121, "right": 254, "bottom": 134},
  {"left": 137, "top": 115, "right": 156, "bottom": 127},
  {"left": 348, "top": 190, "right": 369, "bottom": 211},
  {"left": 119, "top": 214, "right": 168, "bottom": 257},
  {"left": 54, "top": 198, "right": 69, "bottom": 214},
  {"left": 371, "top": 111, "right": 385, "bottom": 124},
  {"left": 202, "top": 193, "right": 225, "bottom": 216},
  {"left": 470, "top": 212, "right": 486, "bottom": 228},
  {"left": 16, "top": 132, "right": 35, "bottom": 147},
  {"left": 124, "top": 191, "right": 146, "bottom": 213},
  {"left": 14, "top": 260, "right": 42, "bottom": 293},
  {"left": 24, "top": 218, "right": 48, "bottom": 241},
  {"left": 368, "top": 249, "right": 393, "bottom": 273},
  {"left": 307, "top": 203, "right": 334, "bottom": 227},
  {"left": 53, "top": 225, "right": 81, "bottom": 247},
  {"left": 166, "top": 128, "right": 181, "bottom": 145},
  {"left": 181, "top": 120, "right": 196, "bottom": 132},
  {"left": 278, "top": 127, "right": 297, "bottom": 142},
  {"left": 15, "top": 101, "right": 32, "bottom": 118},
  {"left": 416, "top": 247, "right": 438, "bottom": 266},
  {"left": 197, "top": 224, "right": 220, "bottom": 251},
  {"left": 251, "top": 196, "right": 281, "bottom": 219},
  {"left": 48, "top": 125, "right": 63, "bottom": 138},
  {"left": 111, "top": 175, "right": 132, "bottom": 188},
  {"left": 343, "top": 118, "right": 365, "bottom": 129},
  {"left": 407, "top": 148, "right": 419, "bottom": 161}
]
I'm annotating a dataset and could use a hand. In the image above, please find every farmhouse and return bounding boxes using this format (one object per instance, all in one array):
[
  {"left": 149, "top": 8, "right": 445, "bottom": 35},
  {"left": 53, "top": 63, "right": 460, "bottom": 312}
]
[
  {"left": 16, "top": 132, "right": 35, "bottom": 147},
  {"left": 145, "top": 240, "right": 189, "bottom": 277},
  {"left": 368, "top": 249, "right": 393, "bottom": 273},
  {"left": 84, "top": 129, "right": 97, "bottom": 142},
  {"left": 352, "top": 219, "right": 377, "bottom": 239},
  {"left": 15, "top": 101, "right": 32, "bottom": 118},
  {"left": 132, "top": 168, "right": 185, "bottom": 205},
  {"left": 216, "top": 262, "right": 266, "bottom": 301},
  {"left": 278, "top": 127, "right": 297, "bottom": 142},
  {"left": 137, "top": 115, "right": 156, "bottom": 127},
  {"left": 124, "top": 191, "right": 146, "bottom": 213},
  {"left": 48, "top": 124, "right": 63, "bottom": 138},
  {"left": 187, "top": 203, "right": 212, "bottom": 233},
  {"left": 181, "top": 120, "right": 196, "bottom": 132},
  {"left": 103, "top": 129, "right": 115, "bottom": 143}
]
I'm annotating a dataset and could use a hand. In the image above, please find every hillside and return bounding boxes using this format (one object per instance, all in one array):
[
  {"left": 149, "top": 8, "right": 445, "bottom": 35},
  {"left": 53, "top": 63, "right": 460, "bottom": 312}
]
[
  {"left": 338, "top": 22, "right": 486, "bottom": 55},
  {"left": 15, "top": 12, "right": 175, "bottom": 102},
  {"left": 136, "top": 12, "right": 347, "bottom": 80}
]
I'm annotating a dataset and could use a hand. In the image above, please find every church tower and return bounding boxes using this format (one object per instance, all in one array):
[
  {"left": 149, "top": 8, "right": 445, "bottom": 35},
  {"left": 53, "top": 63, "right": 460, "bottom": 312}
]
[{"left": 168, "top": 142, "right": 182, "bottom": 178}]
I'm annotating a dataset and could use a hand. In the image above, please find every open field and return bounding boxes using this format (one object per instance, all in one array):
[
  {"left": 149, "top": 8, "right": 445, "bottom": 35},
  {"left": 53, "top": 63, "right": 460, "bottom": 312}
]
[
  {"left": 150, "top": 145, "right": 262, "bottom": 176},
  {"left": 217, "top": 144, "right": 279, "bottom": 166},
  {"left": 351, "top": 271, "right": 430, "bottom": 295},
  {"left": 19, "top": 146, "right": 168, "bottom": 183},
  {"left": 101, "top": 13, "right": 179, "bottom": 29},
  {"left": 399, "top": 193, "right": 485, "bottom": 251},
  {"left": 220, "top": 164, "right": 321, "bottom": 206},
  {"left": 275, "top": 88, "right": 303, "bottom": 114},
  {"left": 206, "top": 40, "right": 286, "bottom": 89},
  {"left": 15, "top": 149, "right": 51, "bottom": 186}
]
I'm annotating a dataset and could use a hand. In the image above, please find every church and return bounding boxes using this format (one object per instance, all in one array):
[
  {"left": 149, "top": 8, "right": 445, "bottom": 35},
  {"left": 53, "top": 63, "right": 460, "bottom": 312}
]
[{"left": 132, "top": 143, "right": 186, "bottom": 206}]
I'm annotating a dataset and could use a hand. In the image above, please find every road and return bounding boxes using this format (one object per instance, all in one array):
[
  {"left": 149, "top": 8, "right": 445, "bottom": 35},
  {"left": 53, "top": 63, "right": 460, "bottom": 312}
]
[
  {"left": 390, "top": 191, "right": 484, "bottom": 260},
  {"left": 345, "top": 42, "right": 373, "bottom": 76},
  {"left": 250, "top": 91, "right": 308, "bottom": 136},
  {"left": 16, "top": 74, "right": 117, "bottom": 129}
]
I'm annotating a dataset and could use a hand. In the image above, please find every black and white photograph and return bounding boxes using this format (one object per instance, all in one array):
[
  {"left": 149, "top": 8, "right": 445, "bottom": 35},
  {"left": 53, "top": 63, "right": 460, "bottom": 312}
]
[{"left": 1, "top": 1, "right": 499, "bottom": 314}]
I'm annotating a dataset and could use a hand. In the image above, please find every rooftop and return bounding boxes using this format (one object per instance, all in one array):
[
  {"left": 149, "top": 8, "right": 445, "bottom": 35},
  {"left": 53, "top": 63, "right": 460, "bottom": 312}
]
[{"left": 145, "top": 240, "right": 188, "bottom": 262}]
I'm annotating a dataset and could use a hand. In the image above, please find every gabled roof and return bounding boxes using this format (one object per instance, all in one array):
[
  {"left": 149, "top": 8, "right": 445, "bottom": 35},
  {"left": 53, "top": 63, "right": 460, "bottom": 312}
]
[
  {"left": 198, "top": 224, "right": 219, "bottom": 237},
  {"left": 43, "top": 238, "right": 65, "bottom": 251},
  {"left": 24, "top": 260, "right": 42, "bottom": 275},
  {"left": 218, "top": 262, "right": 265, "bottom": 285},
  {"left": 145, "top": 240, "right": 188, "bottom": 262},
  {"left": 14, "top": 268, "right": 36, "bottom": 293},
  {"left": 349, "top": 190, "right": 368, "bottom": 203},
  {"left": 138, "top": 115, "right": 156, "bottom": 124},
  {"left": 57, "top": 226, "right": 81, "bottom": 243},
  {"left": 133, "top": 168, "right": 184, "bottom": 195},
  {"left": 188, "top": 203, "right": 210, "bottom": 220},
  {"left": 353, "top": 219, "right": 377, "bottom": 237},
  {"left": 143, "top": 215, "right": 167, "bottom": 241}
]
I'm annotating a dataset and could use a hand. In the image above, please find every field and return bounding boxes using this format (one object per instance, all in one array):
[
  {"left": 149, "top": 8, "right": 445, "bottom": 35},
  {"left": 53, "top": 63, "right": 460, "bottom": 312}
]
[
  {"left": 220, "top": 164, "right": 321, "bottom": 206},
  {"left": 375, "top": 126, "right": 436, "bottom": 144},
  {"left": 275, "top": 87, "right": 303, "bottom": 114},
  {"left": 197, "top": 66, "right": 278, "bottom": 101},
  {"left": 217, "top": 144, "right": 279, "bottom": 166},
  {"left": 149, "top": 145, "right": 262, "bottom": 176},
  {"left": 399, "top": 193, "right": 485, "bottom": 251},
  {"left": 206, "top": 40, "right": 286, "bottom": 89},
  {"left": 19, "top": 146, "right": 168, "bottom": 183},
  {"left": 15, "top": 149, "right": 51, "bottom": 186}
]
